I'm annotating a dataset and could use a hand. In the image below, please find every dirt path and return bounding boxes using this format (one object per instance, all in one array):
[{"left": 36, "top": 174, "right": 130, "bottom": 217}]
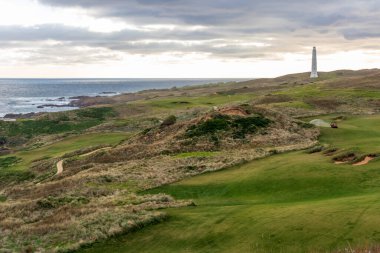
[
  {"left": 353, "top": 156, "right": 374, "bottom": 166},
  {"left": 56, "top": 160, "right": 64, "bottom": 175},
  {"left": 55, "top": 147, "right": 112, "bottom": 175}
]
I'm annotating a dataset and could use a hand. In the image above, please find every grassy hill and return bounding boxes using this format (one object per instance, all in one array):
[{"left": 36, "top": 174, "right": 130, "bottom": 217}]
[
  {"left": 78, "top": 115, "right": 380, "bottom": 253},
  {"left": 2, "top": 70, "right": 380, "bottom": 252}
]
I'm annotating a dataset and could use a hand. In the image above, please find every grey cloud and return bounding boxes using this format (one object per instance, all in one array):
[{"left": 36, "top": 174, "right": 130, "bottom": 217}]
[{"left": 2, "top": 0, "right": 380, "bottom": 65}]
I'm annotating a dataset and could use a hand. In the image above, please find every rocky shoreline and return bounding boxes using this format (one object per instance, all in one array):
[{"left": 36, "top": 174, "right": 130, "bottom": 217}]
[{"left": 0, "top": 94, "right": 117, "bottom": 120}]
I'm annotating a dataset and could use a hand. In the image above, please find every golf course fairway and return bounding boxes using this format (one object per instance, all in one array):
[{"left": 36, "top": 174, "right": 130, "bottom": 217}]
[{"left": 78, "top": 115, "right": 380, "bottom": 253}]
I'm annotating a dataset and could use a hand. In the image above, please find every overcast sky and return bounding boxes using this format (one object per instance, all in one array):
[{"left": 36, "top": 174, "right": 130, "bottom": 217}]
[{"left": 1, "top": 0, "right": 380, "bottom": 78}]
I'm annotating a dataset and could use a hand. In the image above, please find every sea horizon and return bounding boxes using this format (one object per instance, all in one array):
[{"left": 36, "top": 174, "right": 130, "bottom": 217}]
[{"left": 0, "top": 78, "right": 248, "bottom": 117}]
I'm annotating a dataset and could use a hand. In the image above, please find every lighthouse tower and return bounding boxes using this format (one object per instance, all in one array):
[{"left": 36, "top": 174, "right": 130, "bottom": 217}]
[{"left": 310, "top": 47, "right": 318, "bottom": 78}]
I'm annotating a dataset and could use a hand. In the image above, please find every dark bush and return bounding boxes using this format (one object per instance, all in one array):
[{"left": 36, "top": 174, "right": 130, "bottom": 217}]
[
  {"left": 0, "top": 156, "right": 21, "bottom": 169},
  {"left": 161, "top": 115, "right": 177, "bottom": 127},
  {"left": 306, "top": 145, "right": 324, "bottom": 154},
  {"left": 0, "top": 136, "right": 6, "bottom": 146},
  {"left": 296, "top": 122, "right": 314, "bottom": 129},
  {"left": 37, "top": 196, "right": 90, "bottom": 209},
  {"left": 232, "top": 116, "right": 271, "bottom": 138},
  {"left": 186, "top": 114, "right": 271, "bottom": 139},
  {"left": 186, "top": 114, "right": 231, "bottom": 137},
  {"left": 141, "top": 128, "right": 152, "bottom": 135}
]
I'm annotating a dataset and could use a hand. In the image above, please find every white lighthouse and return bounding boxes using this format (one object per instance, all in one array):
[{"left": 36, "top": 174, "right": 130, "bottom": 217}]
[{"left": 310, "top": 47, "right": 318, "bottom": 78}]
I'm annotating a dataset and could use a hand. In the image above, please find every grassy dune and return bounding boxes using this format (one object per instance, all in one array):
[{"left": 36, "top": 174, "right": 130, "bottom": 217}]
[
  {"left": 3, "top": 70, "right": 380, "bottom": 252},
  {"left": 78, "top": 115, "right": 380, "bottom": 253}
]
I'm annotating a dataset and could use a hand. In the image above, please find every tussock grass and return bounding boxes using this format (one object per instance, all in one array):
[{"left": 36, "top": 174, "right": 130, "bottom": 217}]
[{"left": 4, "top": 70, "right": 380, "bottom": 252}]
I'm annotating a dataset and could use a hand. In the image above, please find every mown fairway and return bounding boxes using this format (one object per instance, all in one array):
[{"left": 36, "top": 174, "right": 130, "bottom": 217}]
[
  {"left": 0, "top": 132, "right": 128, "bottom": 181},
  {"left": 80, "top": 115, "right": 380, "bottom": 253}
]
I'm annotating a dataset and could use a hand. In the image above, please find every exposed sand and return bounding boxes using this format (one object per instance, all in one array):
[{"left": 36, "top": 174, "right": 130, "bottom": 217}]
[
  {"left": 56, "top": 160, "right": 64, "bottom": 175},
  {"left": 55, "top": 147, "right": 112, "bottom": 175},
  {"left": 353, "top": 156, "right": 374, "bottom": 166},
  {"left": 310, "top": 119, "right": 331, "bottom": 128},
  {"left": 220, "top": 108, "right": 248, "bottom": 117}
]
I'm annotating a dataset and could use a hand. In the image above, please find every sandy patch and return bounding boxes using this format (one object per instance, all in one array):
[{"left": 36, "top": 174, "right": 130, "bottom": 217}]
[
  {"left": 310, "top": 119, "right": 331, "bottom": 128},
  {"left": 220, "top": 108, "right": 248, "bottom": 116},
  {"left": 353, "top": 156, "right": 375, "bottom": 166},
  {"left": 56, "top": 160, "right": 64, "bottom": 175}
]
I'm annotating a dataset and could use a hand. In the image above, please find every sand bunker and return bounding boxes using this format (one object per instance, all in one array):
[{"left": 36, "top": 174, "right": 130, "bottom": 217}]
[
  {"left": 56, "top": 160, "right": 64, "bottom": 175},
  {"left": 353, "top": 156, "right": 375, "bottom": 166},
  {"left": 220, "top": 108, "right": 248, "bottom": 116},
  {"left": 310, "top": 119, "right": 331, "bottom": 128}
]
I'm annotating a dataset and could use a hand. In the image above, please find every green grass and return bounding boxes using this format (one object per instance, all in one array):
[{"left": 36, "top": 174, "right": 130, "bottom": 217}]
[
  {"left": 0, "top": 195, "right": 7, "bottom": 202},
  {"left": 0, "top": 107, "right": 116, "bottom": 138},
  {"left": 0, "top": 132, "right": 128, "bottom": 181},
  {"left": 316, "top": 115, "right": 380, "bottom": 154},
  {"left": 0, "top": 156, "right": 21, "bottom": 169},
  {"left": 276, "top": 82, "right": 380, "bottom": 100},
  {"left": 77, "top": 115, "right": 380, "bottom": 253},
  {"left": 136, "top": 93, "right": 256, "bottom": 110}
]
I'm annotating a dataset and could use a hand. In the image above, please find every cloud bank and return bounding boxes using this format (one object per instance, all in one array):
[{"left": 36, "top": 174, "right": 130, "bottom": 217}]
[{"left": 1, "top": 0, "right": 380, "bottom": 76}]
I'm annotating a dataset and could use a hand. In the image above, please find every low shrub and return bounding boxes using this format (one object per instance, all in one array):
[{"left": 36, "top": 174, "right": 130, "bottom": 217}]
[
  {"left": 0, "top": 195, "right": 6, "bottom": 202},
  {"left": 0, "top": 136, "right": 7, "bottom": 146},
  {"left": 0, "top": 156, "right": 21, "bottom": 169},
  {"left": 333, "top": 151, "right": 357, "bottom": 162},
  {"left": 37, "top": 195, "right": 90, "bottom": 209},
  {"left": 186, "top": 115, "right": 230, "bottom": 138},
  {"left": 160, "top": 115, "right": 177, "bottom": 127},
  {"left": 306, "top": 145, "right": 325, "bottom": 154},
  {"left": 185, "top": 114, "right": 271, "bottom": 139},
  {"left": 141, "top": 127, "right": 152, "bottom": 135},
  {"left": 323, "top": 147, "right": 338, "bottom": 156},
  {"left": 296, "top": 121, "right": 315, "bottom": 129}
]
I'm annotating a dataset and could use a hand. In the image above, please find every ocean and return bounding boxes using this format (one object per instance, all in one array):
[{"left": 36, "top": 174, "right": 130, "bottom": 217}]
[{"left": 0, "top": 78, "right": 245, "bottom": 117}]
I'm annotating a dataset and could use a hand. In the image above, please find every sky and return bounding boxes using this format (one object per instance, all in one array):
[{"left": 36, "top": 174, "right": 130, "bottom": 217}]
[{"left": 1, "top": 0, "right": 380, "bottom": 78}]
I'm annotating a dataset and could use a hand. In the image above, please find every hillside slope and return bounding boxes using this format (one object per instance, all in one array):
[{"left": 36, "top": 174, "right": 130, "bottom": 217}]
[{"left": 1, "top": 69, "right": 380, "bottom": 252}]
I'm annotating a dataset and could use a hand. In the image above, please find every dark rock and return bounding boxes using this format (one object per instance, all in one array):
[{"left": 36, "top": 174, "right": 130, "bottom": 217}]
[
  {"left": 37, "top": 104, "right": 72, "bottom": 109},
  {"left": 3, "top": 112, "right": 40, "bottom": 119}
]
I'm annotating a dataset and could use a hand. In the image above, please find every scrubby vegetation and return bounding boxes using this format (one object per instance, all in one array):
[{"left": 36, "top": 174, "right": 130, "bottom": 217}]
[
  {"left": 0, "top": 107, "right": 117, "bottom": 147},
  {"left": 3, "top": 70, "right": 380, "bottom": 252},
  {"left": 78, "top": 114, "right": 380, "bottom": 253},
  {"left": 0, "top": 195, "right": 6, "bottom": 202},
  {"left": 0, "top": 136, "right": 7, "bottom": 146},
  {"left": 37, "top": 195, "right": 90, "bottom": 209},
  {"left": 305, "top": 145, "right": 325, "bottom": 154},
  {"left": 0, "top": 156, "right": 21, "bottom": 169},
  {"left": 185, "top": 114, "right": 271, "bottom": 139},
  {"left": 0, "top": 119, "right": 96, "bottom": 137},
  {"left": 160, "top": 115, "right": 177, "bottom": 127}
]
